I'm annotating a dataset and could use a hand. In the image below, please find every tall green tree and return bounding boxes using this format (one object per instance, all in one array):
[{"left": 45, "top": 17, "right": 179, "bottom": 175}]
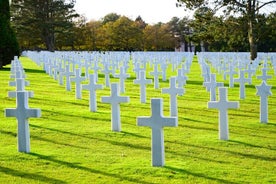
[
  {"left": 177, "top": 0, "right": 276, "bottom": 60},
  {"left": 11, "top": 0, "right": 78, "bottom": 51},
  {"left": 0, "top": 0, "right": 20, "bottom": 68}
]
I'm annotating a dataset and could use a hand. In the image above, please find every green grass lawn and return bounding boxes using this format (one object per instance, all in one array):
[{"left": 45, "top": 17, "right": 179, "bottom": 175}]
[{"left": 0, "top": 55, "right": 275, "bottom": 183}]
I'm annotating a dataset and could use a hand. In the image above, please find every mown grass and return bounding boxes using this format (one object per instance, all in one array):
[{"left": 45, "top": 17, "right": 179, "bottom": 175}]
[{"left": 0, "top": 55, "right": 275, "bottom": 184}]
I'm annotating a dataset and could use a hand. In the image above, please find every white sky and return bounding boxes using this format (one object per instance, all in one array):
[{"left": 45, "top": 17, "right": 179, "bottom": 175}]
[{"left": 74, "top": 0, "right": 191, "bottom": 24}]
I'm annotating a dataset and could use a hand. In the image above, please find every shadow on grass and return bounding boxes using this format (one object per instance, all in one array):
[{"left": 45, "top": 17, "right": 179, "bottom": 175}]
[
  {"left": 0, "top": 67, "right": 11, "bottom": 71},
  {"left": 0, "top": 166, "right": 66, "bottom": 184},
  {"left": 186, "top": 80, "right": 203, "bottom": 86},
  {"left": 30, "top": 124, "right": 151, "bottom": 151},
  {"left": 29, "top": 152, "right": 153, "bottom": 184},
  {"left": 24, "top": 68, "right": 45, "bottom": 74},
  {"left": 229, "top": 140, "right": 276, "bottom": 150},
  {"left": 0, "top": 130, "right": 16, "bottom": 137},
  {"left": 164, "top": 166, "right": 238, "bottom": 184},
  {"left": 179, "top": 142, "right": 276, "bottom": 161}
]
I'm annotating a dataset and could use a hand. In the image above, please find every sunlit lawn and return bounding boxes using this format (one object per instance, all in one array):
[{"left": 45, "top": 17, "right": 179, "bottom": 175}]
[{"left": 0, "top": 55, "right": 275, "bottom": 183}]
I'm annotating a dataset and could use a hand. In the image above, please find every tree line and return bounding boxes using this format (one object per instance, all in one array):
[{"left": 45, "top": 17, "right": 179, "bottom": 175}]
[{"left": 10, "top": 0, "right": 276, "bottom": 55}]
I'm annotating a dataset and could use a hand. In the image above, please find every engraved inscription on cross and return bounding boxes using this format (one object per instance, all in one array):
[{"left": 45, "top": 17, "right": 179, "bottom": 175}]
[
  {"left": 5, "top": 92, "right": 41, "bottom": 153},
  {"left": 208, "top": 87, "right": 239, "bottom": 140},
  {"left": 137, "top": 98, "right": 177, "bottom": 167}
]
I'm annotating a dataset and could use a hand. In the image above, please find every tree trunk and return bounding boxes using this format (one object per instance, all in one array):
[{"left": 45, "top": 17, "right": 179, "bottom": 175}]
[
  {"left": 45, "top": 33, "right": 55, "bottom": 52},
  {"left": 248, "top": 19, "right": 257, "bottom": 61},
  {"left": 248, "top": 0, "right": 258, "bottom": 61}
]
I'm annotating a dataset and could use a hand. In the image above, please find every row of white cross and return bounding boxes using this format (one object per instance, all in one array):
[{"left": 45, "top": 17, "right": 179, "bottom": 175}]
[
  {"left": 199, "top": 53, "right": 274, "bottom": 125},
  {"left": 24, "top": 51, "right": 192, "bottom": 167},
  {"left": 4, "top": 57, "right": 41, "bottom": 153},
  {"left": 5, "top": 51, "right": 275, "bottom": 167}
]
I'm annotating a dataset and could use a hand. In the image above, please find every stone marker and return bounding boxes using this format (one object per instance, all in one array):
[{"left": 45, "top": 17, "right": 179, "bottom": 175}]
[
  {"left": 8, "top": 78, "right": 34, "bottom": 98},
  {"left": 176, "top": 68, "right": 187, "bottom": 88},
  {"left": 61, "top": 64, "right": 74, "bottom": 91},
  {"left": 101, "top": 83, "right": 130, "bottom": 132},
  {"left": 257, "top": 68, "right": 272, "bottom": 82},
  {"left": 150, "top": 64, "right": 162, "bottom": 89},
  {"left": 71, "top": 68, "right": 86, "bottom": 99},
  {"left": 225, "top": 63, "right": 237, "bottom": 88},
  {"left": 208, "top": 87, "right": 239, "bottom": 140},
  {"left": 133, "top": 62, "right": 145, "bottom": 79},
  {"left": 244, "top": 64, "right": 255, "bottom": 84},
  {"left": 102, "top": 63, "right": 112, "bottom": 88},
  {"left": 234, "top": 70, "right": 251, "bottom": 99},
  {"left": 91, "top": 60, "right": 101, "bottom": 82},
  {"left": 9, "top": 71, "right": 30, "bottom": 87},
  {"left": 5, "top": 91, "right": 41, "bottom": 153},
  {"left": 160, "top": 62, "right": 167, "bottom": 81},
  {"left": 161, "top": 77, "right": 184, "bottom": 116},
  {"left": 256, "top": 81, "right": 272, "bottom": 123},
  {"left": 57, "top": 62, "right": 65, "bottom": 85},
  {"left": 114, "top": 66, "right": 130, "bottom": 94},
  {"left": 203, "top": 73, "right": 224, "bottom": 101},
  {"left": 133, "top": 71, "right": 152, "bottom": 103},
  {"left": 137, "top": 98, "right": 177, "bottom": 167},
  {"left": 82, "top": 74, "right": 103, "bottom": 112}
]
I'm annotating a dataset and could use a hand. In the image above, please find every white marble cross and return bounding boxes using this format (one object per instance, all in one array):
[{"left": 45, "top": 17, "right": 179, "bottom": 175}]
[
  {"left": 114, "top": 66, "right": 130, "bottom": 94},
  {"left": 234, "top": 70, "right": 251, "bottom": 99},
  {"left": 5, "top": 91, "right": 41, "bottom": 153},
  {"left": 61, "top": 65, "right": 74, "bottom": 91},
  {"left": 8, "top": 78, "right": 34, "bottom": 98},
  {"left": 57, "top": 62, "right": 65, "bottom": 85},
  {"left": 201, "top": 63, "right": 211, "bottom": 82},
  {"left": 9, "top": 71, "right": 30, "bottom": 87},
  {"left": 176, "top": 68, "right": 187, "bottom": 88},
  {"left": 133, "top": 62, "right": 144, "bottom": 79},
  {"left": 133, "top": 71, "right": 152, "bottom": 103},
  {"left": 102, "top": 63, "right": 112, "bottom": 88},
  {"left": 101, "top": 83, "right": 130, "bottom": 132},
  {"left": 203, "top": 73, "right": 224, "bottom": 101},
  {"left": 91, "top": 60, "right": 101, "bottom": 82},
  {"left": 150, "top": 64, "right": 162, "bottom": 89},
  {"left": 82, "top": 74, "right": 103, "bottom": 112},
  {"left": 160, "top": 62, "right": 168, "bottom": 81},
  {"left": 244, "top": 64, "right": 255, "bottom": 84},
  {"left": 208, "top": 87, "right": 239, "bottom": 140},
  {"left": 225, "top": 63, "right": 237, "bottom": 88},
  {"left": 161, "top": 77, "right": 184, "bottom": 116},
  {"left": 71, "top": 68, "right": 86, "bottom": 99},
  {"left": 257, "top": 68, "right": 272, "bottom": 82},
  {"left": 137, "top": 98, "right": 177, "bottom": 167},
  {"left": 256, "top": 81, "right": 272, "bottom": 123}
]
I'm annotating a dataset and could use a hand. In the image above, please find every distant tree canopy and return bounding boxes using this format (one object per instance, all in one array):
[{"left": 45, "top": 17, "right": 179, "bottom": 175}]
[
  {"left": 10, "top": 1, "right": 276, "bottom": 53},
  {"left": 176, "top": 0, "right": 276, "bottom": 60},
  {"left": 11, "top": 0, "right": 78, "bottom": 51},
  {"left": 0, "top": 0, "right": 20, "bottom": 68}
]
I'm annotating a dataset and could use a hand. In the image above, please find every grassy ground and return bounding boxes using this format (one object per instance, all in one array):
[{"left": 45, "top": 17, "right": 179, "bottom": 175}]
[{"left": 0, "top": 55, "right": 275, "bottom": 184}]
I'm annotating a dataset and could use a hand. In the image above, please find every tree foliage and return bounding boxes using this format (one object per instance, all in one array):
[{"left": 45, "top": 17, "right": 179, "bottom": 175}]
[
  {"left": 10, "top": 2, "right": 276, "bottom": 53},
  {"left": 11, "top": 0, "right": 78, "bottom": 51},
  {"left": 177, "top": 0, "right": 276, "bottom": 60},
  {"left": 0, "top": 0, "right": 20, "bottom": 68}
]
